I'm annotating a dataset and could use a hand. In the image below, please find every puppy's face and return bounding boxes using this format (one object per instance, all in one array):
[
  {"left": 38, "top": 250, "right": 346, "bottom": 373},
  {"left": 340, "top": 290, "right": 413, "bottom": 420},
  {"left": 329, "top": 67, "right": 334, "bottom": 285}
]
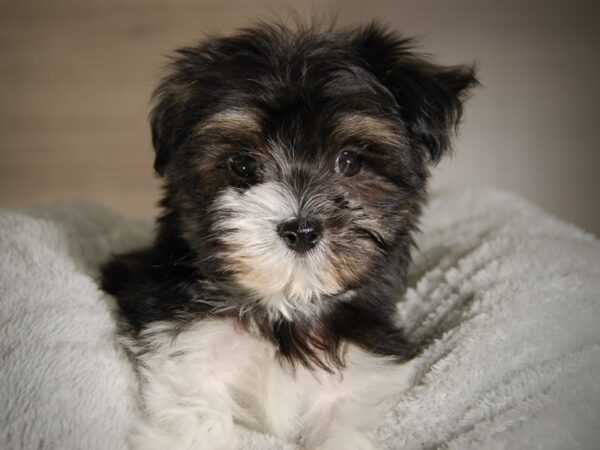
[
  {"left": 195, "top": 109, "right": 415, "bottom": 319},
  {"left": 152, "top": 23, "right": 476, "bottom": 320}
]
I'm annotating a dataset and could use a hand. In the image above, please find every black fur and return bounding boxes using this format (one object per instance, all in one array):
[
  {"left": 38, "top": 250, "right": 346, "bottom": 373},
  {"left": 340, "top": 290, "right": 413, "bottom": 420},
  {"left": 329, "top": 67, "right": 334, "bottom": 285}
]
[{"left": 102, "top": 21, "right": 477, "bottom": 372}]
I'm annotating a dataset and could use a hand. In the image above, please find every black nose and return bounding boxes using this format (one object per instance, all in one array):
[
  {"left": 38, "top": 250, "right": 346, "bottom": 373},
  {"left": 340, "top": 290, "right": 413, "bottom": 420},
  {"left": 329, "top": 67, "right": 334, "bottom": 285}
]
[{"left": 277, "top": 218, "right": 323, "bottom": 253}]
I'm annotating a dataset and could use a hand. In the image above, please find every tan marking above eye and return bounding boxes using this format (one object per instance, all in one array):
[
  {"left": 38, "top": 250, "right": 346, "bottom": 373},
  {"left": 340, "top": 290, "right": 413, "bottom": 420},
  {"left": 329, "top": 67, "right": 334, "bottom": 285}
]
[
  {"left": 332, "top": 114, "right": 402, "bottom": 147},
  {"left": 195, "top": 108, "right": 262, "bottom": 135}
]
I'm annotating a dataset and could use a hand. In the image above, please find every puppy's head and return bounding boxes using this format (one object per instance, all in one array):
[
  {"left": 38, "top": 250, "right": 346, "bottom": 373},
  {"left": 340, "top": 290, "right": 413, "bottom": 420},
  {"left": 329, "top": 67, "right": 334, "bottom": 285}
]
[{"left": 152, "top": 22, "right": 477, "bottom": 321}]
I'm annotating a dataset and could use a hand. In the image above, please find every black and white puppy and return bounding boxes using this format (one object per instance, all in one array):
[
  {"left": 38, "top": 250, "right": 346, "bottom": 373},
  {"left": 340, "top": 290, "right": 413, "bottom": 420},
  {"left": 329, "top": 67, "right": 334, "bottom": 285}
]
[{"left": 102, "top": 21, "right": 476, "bottom": 450}]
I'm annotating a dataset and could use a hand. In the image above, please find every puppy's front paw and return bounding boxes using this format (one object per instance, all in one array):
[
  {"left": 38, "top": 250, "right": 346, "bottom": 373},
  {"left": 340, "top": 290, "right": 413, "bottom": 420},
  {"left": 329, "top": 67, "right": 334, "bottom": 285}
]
[
  {"left": 130, "top": 412, "right": 240, "bottom": 450},
  {"left": 193, "top": 414, "right": 240, "bottom": 450},
  {"left": 313, "top": 429, "right": 379, "bottom": 450}
]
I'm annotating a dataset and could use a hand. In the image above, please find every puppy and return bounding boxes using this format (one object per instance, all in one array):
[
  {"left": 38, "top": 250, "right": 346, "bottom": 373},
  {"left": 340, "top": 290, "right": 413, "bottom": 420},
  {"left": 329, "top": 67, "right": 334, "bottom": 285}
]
[{"left": 102, "top": 21, "right": 476, "bottom": 450}]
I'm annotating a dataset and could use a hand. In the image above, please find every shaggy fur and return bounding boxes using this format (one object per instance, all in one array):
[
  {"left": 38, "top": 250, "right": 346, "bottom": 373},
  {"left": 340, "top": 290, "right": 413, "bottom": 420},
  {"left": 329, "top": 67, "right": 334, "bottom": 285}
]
[{"left": 101, "top": 21, "right": 476, "bottom": 449}]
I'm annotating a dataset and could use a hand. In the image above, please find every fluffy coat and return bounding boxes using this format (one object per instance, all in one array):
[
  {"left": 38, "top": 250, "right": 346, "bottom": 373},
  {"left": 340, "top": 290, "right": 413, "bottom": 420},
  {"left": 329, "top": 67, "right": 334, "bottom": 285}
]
[{"left": 100, "top": 22, "right": 476, "bottom": 449}]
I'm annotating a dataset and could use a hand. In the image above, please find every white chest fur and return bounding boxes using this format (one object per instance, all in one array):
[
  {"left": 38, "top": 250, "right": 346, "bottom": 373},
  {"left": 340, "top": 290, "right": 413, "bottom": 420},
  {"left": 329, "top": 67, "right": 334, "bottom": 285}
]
[{"left": 128, "top": 319, "right": 415, "bottom": 450}]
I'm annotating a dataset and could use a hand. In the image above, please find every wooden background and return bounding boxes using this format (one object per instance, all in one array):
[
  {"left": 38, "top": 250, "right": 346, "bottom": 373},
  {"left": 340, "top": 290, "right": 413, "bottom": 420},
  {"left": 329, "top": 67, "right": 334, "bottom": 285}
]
[{"left": 1, "top": 0, "right": 599, "bottom": 235}]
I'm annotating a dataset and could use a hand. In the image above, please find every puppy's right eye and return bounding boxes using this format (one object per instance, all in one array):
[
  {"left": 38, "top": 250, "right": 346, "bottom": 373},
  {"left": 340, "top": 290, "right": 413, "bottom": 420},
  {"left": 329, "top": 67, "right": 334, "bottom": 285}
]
[
  {"left": 228, "top": 154, "right": 258, "bottom": 178},
  {"left": 335, "top": 150, "right": 363, "bottom": 177}
]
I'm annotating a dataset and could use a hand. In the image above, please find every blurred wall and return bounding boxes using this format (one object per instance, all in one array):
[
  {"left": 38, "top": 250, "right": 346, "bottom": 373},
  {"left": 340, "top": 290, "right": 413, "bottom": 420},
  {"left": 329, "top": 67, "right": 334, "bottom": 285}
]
[{"left": 1, "top": 0, "right": 599, "bottom": 235}]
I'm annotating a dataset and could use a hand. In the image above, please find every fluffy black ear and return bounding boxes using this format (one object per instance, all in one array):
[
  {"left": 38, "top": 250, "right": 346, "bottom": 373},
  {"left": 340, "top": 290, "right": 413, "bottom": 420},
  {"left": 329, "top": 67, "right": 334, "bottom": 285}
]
[
  {"left": 353, "top": 23, "right": 478, "bottom": 164},
  {"left": 150, "top": 87, "right": 179, "bottom": 176},
  {"left": 150, "top": 47, "right": 213, "bottom": 177}
]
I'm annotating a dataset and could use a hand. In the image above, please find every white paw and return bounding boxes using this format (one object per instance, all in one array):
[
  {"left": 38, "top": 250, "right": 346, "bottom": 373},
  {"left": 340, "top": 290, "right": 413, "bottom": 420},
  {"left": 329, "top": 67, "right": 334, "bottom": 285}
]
[
  {"left": 192, "top": 414, "right": 240, "bottom": 450},
  {"left": 313, "top": 430, "right": 379, "bottom": 450},
  {"left": 130, "top": 413, "right": 240, "bottom": 450}
]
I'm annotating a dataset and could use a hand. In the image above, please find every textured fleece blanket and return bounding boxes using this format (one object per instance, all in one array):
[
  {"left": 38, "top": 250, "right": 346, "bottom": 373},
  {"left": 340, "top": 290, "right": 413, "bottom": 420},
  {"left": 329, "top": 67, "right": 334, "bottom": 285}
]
[{"left": 1, "top": 188, "right": 599, "bottom": 450}]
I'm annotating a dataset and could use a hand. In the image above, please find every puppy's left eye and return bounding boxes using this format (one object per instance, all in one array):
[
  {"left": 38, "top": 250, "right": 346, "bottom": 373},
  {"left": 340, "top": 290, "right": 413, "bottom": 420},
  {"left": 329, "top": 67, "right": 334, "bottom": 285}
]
[
  {"left": 335, "top": 150, "right": 363, "bottom": 177},
  {"left": 229, "top": 154, "right": 258, "bottom": 178}
]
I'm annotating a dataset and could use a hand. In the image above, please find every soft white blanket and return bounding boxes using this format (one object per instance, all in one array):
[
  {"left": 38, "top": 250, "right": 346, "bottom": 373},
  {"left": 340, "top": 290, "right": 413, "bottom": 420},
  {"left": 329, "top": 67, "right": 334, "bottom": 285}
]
[{"left": 1, "top": 188, "right": 599, "bottom": 450}]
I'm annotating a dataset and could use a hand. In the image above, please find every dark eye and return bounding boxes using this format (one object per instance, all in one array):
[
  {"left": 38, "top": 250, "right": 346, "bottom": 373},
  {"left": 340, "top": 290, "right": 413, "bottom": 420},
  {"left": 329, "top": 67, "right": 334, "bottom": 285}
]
[
  {"left": 335, "top": 150, "right": 363, "bottom": 177},
  {"left": 228, "top": 154, "right": 258, "bottom": 178}
]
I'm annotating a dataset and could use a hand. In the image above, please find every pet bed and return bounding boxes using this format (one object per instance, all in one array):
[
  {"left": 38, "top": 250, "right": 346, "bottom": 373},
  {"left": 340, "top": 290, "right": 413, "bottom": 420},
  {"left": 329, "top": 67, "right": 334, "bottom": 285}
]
[{"left": 1, "top": 188, "right": 599, "bottom": 450}]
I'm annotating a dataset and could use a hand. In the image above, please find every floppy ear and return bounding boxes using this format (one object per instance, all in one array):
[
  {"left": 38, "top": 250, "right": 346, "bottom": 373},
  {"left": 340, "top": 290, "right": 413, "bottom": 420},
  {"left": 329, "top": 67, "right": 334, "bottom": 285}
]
[
  {"left": 150, "top": 87, "right": 179, "bottom": 176},
  {"left": 150, "top": 47, "right": 215, "bottom": 176},
  {"left": 353, "top": 23, "right": 478, "bottom": 164}
]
